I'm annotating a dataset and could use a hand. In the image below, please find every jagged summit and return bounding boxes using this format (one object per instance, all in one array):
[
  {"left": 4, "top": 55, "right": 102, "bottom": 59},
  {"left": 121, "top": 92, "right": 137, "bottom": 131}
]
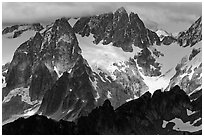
[
  {"left": 3, "top": 17, "right": 82, "bottom": 108},
  {"left": 73, "top": 7, "right": 160, "bottom": 52},
  {"left": 102, "top": 99, "right": 112, "bottom": 108},
  {"left": 115, "top": 6, "right": 127, "bottom": 13}
]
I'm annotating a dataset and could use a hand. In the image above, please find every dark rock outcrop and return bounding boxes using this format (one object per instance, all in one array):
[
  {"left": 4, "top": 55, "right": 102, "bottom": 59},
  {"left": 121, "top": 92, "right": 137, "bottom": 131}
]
[
  {"left": 2, "top": 86, "right": 202, "bottom": 135},
  {"left": 134, "top": 47, "right": 161, "bottom": 76},
  {"left": 162, "top": 36, "right": 177, "bottom": 45},
  {"left": 189, "top": 48, "right": 201, "bottom": 61},
  {"left": 2, "top": 114, "right": 77, "bottom": 135}
]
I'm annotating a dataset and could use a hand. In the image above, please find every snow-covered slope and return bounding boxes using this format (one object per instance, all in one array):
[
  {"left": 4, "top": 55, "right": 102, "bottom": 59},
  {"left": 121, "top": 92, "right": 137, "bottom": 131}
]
[
  {"left": 166, "top": 41, "right": 202, "bottom": 95},
  {"left": 76, "top": 33, "right": 142, "bottom": 77}
]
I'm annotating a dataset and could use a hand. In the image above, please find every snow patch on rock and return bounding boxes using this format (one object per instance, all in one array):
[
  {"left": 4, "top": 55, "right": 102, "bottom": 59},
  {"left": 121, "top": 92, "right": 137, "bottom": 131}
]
[
  {"left": 156, "top": 29, "right": 170, "bottom": 41},
  {"left": 89, "top": 77, "right": 98, "bottom": 90},
  {"left": 107, "top": 90, "right": 112, "bottom": 99},
  {"left": 3, "top": 86, "right": 38, "bottom": 105},
  {"left": 135, "top": 60, "right": 169, "bottom": 94},
  {"left": 163, "top": 118, "right": 202, "bottom": 132}
]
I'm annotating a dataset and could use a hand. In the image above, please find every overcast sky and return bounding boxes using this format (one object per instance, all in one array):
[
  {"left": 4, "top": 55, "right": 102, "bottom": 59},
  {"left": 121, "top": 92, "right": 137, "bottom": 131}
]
[
  {"left": 2, "top": 2, "right": 202, "bottom": 31},
  {"left": 2, "top": 2, "right": 202, "bottom": 64}
]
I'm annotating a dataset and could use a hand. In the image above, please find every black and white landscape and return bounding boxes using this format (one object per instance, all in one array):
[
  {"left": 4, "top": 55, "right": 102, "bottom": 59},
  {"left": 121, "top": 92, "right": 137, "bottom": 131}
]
[{"left": 2, "top": 2, "right": 202, "bottom": 135}]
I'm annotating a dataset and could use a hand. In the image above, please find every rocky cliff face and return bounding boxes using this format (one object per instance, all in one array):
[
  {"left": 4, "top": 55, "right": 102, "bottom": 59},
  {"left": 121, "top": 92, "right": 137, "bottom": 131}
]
[
  {"left": 2, "top": 18, "right": 82, "bottom": 122},
  {"left": 5, "top": 18, "right": 81, "bottom": 97}
]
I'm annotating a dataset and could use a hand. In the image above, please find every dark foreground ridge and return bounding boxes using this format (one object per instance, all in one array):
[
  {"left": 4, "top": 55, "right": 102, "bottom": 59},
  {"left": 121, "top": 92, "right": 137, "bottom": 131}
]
[{"left": 2, "top": 85, "right": 202, "bottom": 135}]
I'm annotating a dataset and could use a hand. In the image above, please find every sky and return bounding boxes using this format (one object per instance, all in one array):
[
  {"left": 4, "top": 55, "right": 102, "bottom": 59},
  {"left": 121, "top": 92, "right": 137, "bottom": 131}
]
[
  {"left": 2, "top": 2, "right": 202, "bottom": 64},
  {"left": 2, "top": 2, "right": 202, "bottom": 31}
]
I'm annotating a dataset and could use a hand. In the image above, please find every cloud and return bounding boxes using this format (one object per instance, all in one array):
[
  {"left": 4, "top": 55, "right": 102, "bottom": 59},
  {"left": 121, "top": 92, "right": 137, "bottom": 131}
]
[
  {"left": 2, "top": 2, "right": 202, "bottom": 32},
  {"left": 125, "top": 3, "right": 201, "bottom": 24},
  {"left": 2, "top": 2, "right": 116, "bottom": 25},
  {"left": 123, "top": 2, "right": 201, "bottom": 32}
]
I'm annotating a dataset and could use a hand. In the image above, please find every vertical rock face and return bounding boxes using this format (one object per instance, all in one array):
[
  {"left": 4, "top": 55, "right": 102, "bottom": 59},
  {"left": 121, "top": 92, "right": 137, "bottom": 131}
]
[
  {"left": 6, "top": 39, "right": 35, "bottom": 89},
  {"left": 38, "top": 55, "right": 96, "bottom": 121},
  {"left": 29, "top": 62, "right": 55, "bottom": 101},
  {"left": 177, "top": 17, "right": 202, "bottom": 47},
  {"left": 2, "top": 18, "right": 83, "bottom": 122},
  {"left": 41, "top": 18, "right": 81, "bottom": 73},
  {"left": 5, "top": 18, "right": 81, "bottom": 101}
]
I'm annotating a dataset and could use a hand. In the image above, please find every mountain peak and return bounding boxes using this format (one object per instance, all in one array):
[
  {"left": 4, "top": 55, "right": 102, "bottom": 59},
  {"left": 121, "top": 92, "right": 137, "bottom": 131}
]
[
  {"left": 102, "top": 99, "right": 112, "bottom": 108},
  {"left": 53, "top": 17, "right": 70, "bottom": 26},
  {"left": 50, "top": 17, "right": 74, "bottom": 36},
  {"left": 74, "top": 7, "right": 160, "bottom": 51},
  {"left": 115, "top": 7, "right": 127, "bottom": 14}
]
